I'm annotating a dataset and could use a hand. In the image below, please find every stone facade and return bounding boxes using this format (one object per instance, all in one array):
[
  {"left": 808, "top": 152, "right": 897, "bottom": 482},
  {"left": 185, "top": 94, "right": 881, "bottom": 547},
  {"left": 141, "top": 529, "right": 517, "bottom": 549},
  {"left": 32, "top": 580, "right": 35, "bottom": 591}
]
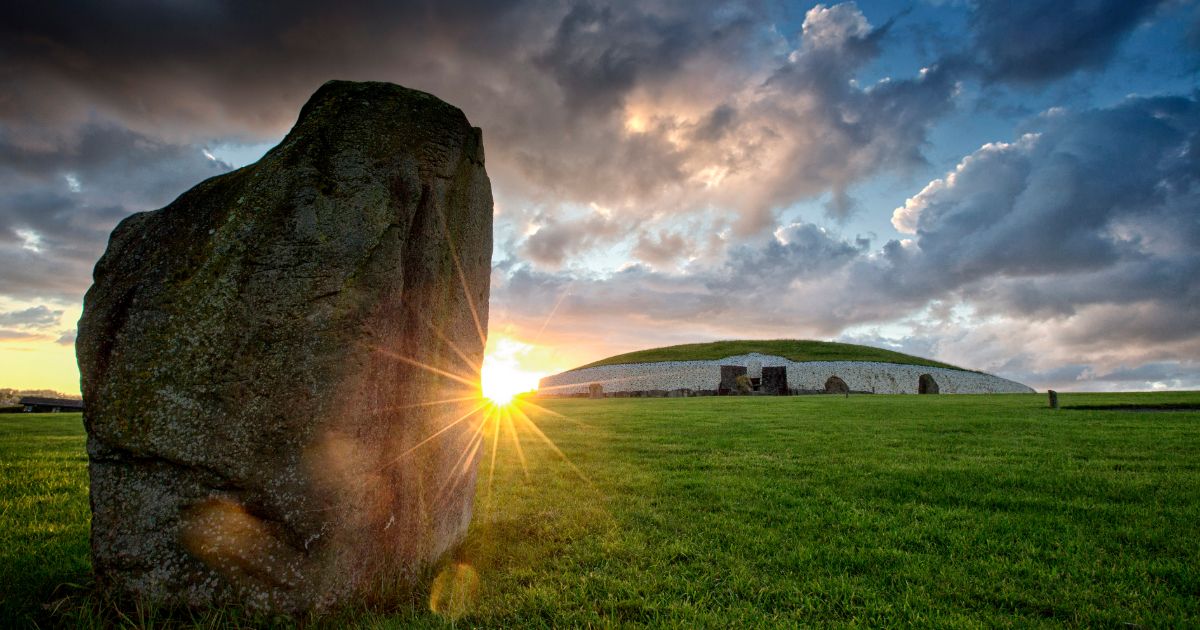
[{"left": 539, "top": 352, "right": 1034, "bottom": 396}]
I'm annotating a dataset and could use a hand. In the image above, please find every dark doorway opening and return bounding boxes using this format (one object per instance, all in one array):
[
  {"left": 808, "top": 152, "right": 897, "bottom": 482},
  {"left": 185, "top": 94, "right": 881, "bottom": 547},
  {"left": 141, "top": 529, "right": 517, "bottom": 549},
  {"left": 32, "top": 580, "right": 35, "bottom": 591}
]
[{"left": 918, "top": 374, "right": 939, "bottom": 394}]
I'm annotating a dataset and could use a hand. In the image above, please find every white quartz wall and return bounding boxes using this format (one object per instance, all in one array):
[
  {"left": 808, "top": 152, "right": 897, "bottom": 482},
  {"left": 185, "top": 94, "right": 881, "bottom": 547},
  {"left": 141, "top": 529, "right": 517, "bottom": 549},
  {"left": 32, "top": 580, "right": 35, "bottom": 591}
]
[{"left": 538, "top": 352, "right": 1033, "bottom": 395}]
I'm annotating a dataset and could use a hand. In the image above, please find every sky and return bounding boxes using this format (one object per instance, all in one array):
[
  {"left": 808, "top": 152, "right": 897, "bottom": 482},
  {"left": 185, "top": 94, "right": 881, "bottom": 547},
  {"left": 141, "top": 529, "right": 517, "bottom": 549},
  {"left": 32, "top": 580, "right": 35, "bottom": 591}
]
[{"left": 1, "top": 0, "right": 1198, "bottom": 394}]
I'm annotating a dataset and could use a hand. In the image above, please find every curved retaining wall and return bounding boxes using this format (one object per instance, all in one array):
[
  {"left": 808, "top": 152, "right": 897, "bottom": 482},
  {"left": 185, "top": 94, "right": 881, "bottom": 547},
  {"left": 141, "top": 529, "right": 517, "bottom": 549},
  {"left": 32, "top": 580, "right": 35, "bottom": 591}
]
[{"left": 538, "top": 352, "right": 1033, "bottom": 395}]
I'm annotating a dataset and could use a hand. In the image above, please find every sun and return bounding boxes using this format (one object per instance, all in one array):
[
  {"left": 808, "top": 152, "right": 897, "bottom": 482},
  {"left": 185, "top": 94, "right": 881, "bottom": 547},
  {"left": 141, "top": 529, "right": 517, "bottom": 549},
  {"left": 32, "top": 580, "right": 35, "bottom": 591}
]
[{"left": 479, "top": 354, "right": 541, "bottom": 406}]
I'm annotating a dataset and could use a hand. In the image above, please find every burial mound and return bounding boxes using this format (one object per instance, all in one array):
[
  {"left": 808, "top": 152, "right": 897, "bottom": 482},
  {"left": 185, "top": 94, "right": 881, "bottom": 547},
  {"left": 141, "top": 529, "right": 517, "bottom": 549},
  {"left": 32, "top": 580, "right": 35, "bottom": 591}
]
[{"left": 539, "top": 340, "right": 1034, "bottom": 396}]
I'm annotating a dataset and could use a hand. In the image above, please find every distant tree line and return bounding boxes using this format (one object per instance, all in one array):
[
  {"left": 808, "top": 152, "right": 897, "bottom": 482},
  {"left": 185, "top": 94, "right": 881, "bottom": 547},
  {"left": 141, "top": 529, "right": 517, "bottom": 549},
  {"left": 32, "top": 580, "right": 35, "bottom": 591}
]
[{"left": 0, "top": 388, "right": 83, "bottom": 407}]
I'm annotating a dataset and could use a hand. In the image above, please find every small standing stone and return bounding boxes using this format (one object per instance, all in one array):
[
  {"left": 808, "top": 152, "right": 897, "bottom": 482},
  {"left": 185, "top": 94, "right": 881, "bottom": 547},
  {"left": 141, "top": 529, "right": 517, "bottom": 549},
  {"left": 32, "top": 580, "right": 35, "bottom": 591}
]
[
  {"left": 1048, "top": 390, "right": 1059, "bottom": 409},
  {"left": 719, "top": 365, "right": 748, "bottom": 395},
  {"left": 761, "top": 366, "right": 788, "bottom": 395},
  {"left": 824, "top": 375, "right": 850, "bottom": 395}
]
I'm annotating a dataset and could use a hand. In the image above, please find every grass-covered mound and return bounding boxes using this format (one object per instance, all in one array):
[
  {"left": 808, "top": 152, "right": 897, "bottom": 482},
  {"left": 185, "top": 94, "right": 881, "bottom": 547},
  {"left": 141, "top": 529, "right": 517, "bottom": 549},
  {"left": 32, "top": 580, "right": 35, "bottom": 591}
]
[{"left": 571, "top": 339, "right": 968, "bottom": 372}]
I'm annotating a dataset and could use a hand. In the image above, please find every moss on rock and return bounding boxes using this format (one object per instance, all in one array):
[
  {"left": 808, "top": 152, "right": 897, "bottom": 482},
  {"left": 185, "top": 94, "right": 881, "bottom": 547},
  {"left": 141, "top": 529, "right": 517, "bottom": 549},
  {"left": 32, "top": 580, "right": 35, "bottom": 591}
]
[{"left": 77, "top": 81, "right": 493, "bottom": 614}]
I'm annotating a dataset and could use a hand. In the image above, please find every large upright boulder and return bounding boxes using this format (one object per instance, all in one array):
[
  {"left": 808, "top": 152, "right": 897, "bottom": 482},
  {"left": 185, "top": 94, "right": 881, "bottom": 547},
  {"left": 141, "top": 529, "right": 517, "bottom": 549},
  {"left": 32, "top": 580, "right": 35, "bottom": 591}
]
[
  {"left": 718, "top": 365, "right": 747, "bottom": 395},
  {"left": 761, "top": 366, "right": 787, "bottom": 396},
  {"left": 76, "top": 81, "right": 493, "bottom": 613}
]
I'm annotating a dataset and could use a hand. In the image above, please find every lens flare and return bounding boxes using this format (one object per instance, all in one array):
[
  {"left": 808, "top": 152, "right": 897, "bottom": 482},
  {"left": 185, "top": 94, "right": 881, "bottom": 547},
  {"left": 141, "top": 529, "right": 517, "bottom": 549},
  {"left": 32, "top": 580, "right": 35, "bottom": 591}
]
[
  {"left": 429, "top": 562, "right": 480, "bottom": 619},
  {"left": 480, "top": 355, "right": 540, "bottom": 405}
]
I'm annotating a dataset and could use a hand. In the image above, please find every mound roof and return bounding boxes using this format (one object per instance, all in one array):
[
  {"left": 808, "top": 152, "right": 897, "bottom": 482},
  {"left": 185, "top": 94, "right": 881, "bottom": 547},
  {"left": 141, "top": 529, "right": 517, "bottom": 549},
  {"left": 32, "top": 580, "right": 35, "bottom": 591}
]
[{"left": 568, "top": 339, "right": 971, "bottom": 372}]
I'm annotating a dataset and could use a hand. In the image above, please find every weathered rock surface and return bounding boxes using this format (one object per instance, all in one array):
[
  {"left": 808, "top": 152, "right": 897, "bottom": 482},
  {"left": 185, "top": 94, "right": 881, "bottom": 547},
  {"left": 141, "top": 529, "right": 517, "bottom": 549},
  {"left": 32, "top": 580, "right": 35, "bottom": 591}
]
[
  {"left": 719, "top": 365, "right": 747, "bottom": 395},
  {"left": 824, "top": 376, "right": 850, "bottom": 394},
  {"left": 76, "top": 81, "right": 492, "bottom": 613},
  {"left": 761, "top": 366, "right": 787, "bottom": 395}
]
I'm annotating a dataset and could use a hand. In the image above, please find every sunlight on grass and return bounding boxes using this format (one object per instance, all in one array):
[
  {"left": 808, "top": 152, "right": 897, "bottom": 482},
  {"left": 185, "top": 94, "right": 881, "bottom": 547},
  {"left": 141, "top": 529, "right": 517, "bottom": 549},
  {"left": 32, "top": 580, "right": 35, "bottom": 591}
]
[{"left": 7, "top": 394, "right": 1200, "bottom": 627}]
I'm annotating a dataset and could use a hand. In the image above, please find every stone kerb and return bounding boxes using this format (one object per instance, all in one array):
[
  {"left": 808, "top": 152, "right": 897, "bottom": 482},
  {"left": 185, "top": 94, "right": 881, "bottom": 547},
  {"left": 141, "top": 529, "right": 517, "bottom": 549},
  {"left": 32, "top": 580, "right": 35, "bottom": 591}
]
[{"left": 539, "top": 352, "right": 1034, "bottom": 396}]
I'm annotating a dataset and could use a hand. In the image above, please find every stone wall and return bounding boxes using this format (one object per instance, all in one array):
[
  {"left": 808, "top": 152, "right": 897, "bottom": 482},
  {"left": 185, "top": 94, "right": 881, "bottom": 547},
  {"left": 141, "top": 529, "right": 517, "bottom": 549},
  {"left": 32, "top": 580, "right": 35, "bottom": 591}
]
[{"left": 538, "top": 352, "right": 1034, "bottom": 396}]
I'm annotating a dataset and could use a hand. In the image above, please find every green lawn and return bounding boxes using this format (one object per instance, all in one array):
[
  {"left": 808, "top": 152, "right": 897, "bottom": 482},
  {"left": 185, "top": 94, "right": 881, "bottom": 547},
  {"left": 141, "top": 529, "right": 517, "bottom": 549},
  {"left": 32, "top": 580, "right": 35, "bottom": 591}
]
[
  {"left": 3, "top": 392, "right": 1199, "bottom": 627},
  {"left": 0, "top": 413, "right": 91, "bottom": 627},
  {"left": 570, "top": 339, "right": 969, "bottom": 372}
]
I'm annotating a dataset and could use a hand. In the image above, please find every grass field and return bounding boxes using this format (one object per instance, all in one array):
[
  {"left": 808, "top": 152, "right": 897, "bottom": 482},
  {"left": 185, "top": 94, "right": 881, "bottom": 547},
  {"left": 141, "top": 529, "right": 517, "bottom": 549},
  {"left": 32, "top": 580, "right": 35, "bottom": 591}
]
[
  {"left": 2, "top": 392, "right": 1199, "bottom": 627},
  {"left": 570, "top": 339, "right": 969, "bottom": 372}
]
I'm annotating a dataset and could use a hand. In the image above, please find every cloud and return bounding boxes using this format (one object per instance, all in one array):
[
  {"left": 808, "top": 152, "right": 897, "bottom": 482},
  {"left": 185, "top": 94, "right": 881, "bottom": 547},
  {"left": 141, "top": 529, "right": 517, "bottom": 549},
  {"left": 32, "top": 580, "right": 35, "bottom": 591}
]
[
  {"left": 491, "top": 93, "right": 1200, "bottom": 388},
  {"left": 533, "top": 2, "right": 756, "bottom": 116},
  {"left": 0, "top": 330, "right": 43, "bottom": 341},
  {"left": 0, "top": 123, "right": 231, "bottom": 300},
  {"left": 0, "top": 305, "right": 62, "bottom": 328},
  {"left": 878, "top": 94, "right": 1200, "bottom": 369},
  {"left": 520, "top": 210, "right": 629, "bottom": 269},
  {"left": 632, "top": 230, "right": 695, "bottom": 268},
  {"left": 729, "top": 2, "right": 959, "bottom": 226},
  {"left": 2, "top": 0, "right": 1197, "bottom": 392},
  {"left": 890, "top": 95, "right": 1199, "bottom": 311},
  {"left": 966, "top": 0, "right": 1168, "bottom": 84},
  {"left": 721, "top": 223, "right": 868, "bottom": 288},
  {"left": 3, "top": 0, "right": 963, "bottom": 277}
]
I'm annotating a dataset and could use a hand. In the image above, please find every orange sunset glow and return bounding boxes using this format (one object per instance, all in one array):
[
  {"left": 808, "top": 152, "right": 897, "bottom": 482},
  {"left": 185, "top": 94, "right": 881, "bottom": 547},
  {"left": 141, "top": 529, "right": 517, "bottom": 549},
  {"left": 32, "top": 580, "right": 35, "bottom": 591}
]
[{"left": 479, "top": 333, "right": 550, "bottom": 405}]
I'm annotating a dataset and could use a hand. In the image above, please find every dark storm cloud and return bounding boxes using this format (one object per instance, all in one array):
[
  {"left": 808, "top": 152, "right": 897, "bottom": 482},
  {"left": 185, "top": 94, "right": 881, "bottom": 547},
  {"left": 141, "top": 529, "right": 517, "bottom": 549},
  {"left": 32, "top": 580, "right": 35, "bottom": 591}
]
[
  {"left": 535, "top": 2, "right": 757, "bottom": 114},
  {"left": 842, "top": 95, "right": 1200, "bottom": 371},
  {"left": 0, "top": 0, "right": 531, "bottom": 140},
  {"left": 892, "top": 96, "right": 1200, "bottom": 325},
  {"left": 0, "top": 122, "right": 231, "bottom": 300},
  {"left": 966, "top": 0, "right": 1168, "bottom": 84},
  {"left": 0, "top": 0, "right": 757, "bottom": 273},
  {"left": 2, "top": 0, "right": 964, "bottom": 268}
]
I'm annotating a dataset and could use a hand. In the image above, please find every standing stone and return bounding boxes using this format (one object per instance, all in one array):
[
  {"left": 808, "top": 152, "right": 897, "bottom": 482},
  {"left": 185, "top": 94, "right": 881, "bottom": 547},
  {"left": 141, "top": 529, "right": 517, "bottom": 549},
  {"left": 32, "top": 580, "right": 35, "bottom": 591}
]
[
  {"left": 718, "top": 365, "right": 747, "bottom": 395},
  {"left": 1048, "top": 390, "right": 1059, "bottom": 409},
  {"left": 761, "top": 366, "right": 788, "bottom": 395},
  {"left": 588, "top": 383, "right": 604, "bottom": 399},
  {"left": 824, "top": 375, "right": 850, "bottom": 395},
  {"left": 76, "top": 81, "right": 492, "bottom": 613}
]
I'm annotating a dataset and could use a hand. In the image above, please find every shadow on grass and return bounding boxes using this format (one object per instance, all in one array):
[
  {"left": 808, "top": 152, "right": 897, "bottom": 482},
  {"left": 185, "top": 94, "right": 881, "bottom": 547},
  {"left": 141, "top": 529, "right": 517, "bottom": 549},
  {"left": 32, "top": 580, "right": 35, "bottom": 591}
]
[
  {"left": 1, "top": 567, "right": 92, "bottom": 628},
  {"left": 30, "top": 517, "right": 554, "bottom": 628}
]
